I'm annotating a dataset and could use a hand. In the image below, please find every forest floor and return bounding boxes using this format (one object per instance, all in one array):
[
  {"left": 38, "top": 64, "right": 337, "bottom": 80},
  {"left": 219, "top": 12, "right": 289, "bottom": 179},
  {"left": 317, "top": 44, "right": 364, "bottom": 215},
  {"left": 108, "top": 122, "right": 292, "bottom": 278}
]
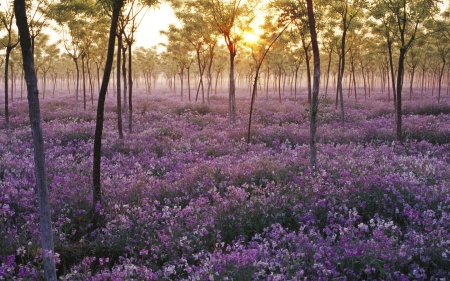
[{"left": 1, "top": 88, "right": 450, "bottom": 280}]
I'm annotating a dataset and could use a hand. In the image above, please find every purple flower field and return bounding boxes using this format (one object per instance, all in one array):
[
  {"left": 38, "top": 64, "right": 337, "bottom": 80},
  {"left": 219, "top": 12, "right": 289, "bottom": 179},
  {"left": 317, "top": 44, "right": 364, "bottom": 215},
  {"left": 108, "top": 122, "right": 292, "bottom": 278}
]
[{"left": 1, "top": 90, "right": 450, "bottom": 280}]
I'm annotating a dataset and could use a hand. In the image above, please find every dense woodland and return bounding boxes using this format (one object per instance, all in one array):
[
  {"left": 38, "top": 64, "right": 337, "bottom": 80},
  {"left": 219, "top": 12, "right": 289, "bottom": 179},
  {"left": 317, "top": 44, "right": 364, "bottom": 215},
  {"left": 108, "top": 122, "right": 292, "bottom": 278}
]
[{"left": 1, "top": 0, "right": 450, "bottom": 279}]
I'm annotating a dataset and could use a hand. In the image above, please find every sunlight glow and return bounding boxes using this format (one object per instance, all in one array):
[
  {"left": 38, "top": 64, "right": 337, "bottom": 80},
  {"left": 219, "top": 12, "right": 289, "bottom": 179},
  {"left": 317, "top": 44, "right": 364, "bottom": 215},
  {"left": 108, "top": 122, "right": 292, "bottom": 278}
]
[{"left": 243, "top": 31, "right": 260, "bottom": 43}]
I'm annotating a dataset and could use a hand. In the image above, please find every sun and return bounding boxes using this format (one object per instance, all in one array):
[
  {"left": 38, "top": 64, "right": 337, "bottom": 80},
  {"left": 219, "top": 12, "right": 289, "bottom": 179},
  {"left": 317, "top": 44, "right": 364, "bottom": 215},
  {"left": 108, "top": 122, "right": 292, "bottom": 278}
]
[{"left": 243, "top": 31, "right": 260, "bottom": 43}]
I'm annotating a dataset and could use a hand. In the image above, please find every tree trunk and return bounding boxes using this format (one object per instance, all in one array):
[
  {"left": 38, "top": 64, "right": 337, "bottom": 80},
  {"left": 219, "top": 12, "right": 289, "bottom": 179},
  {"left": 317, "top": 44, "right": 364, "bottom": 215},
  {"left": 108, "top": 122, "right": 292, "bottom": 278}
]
[
  {"left": 187, "top": 67, "right": 191, "bottom": 101},
  {"left": 438, "top": 59, "right": 445, "bottom": 103},
  {"left": 128, "top": 43, "right": 133, "bottom": 133},
  {"left": 74, "top": 58, "right": 80, "bottom": 113},
  {"left": 116, "top": 34, "right": 123, "bottom": 139},
  {"left": 351, "top": 56, "right": 357, "bottom": 102},
  {"left": 4, "top": 47, "right": 12, "bottom": 130},
  {"left": 82, "top": 54, "right": 86, "bottom": 110},
  {"left": 14, "top": 0, "right": 57, "bottom": 279},
  {"left": 410, "top": 68, "right": 415, "bottom": 101},
  {"left": 396, "top": 48, "right": 407, "bottom": 142},
  {"left": 325, "top": 49, "right": 332, "bottom": 99},
  {"left": 302, "top": 39, "right": 312, "bottom": 104},
  {"left": 229, "top": 46, "right": 237, "bottom": 124},
  {"left": 122, "top": 45, "right": 128, "bottom": 130},
  {"left": 306, "top": 0, "right": 320, "bottom": 175},
  {"left": 93, "top": 0, "right": 124, "bottom": 214},
  {"left": 388, "top": 41, "right": 396, "bottom": 108},
  {"left": 335, "top": 55, "right": 341, "bottom": 109}
]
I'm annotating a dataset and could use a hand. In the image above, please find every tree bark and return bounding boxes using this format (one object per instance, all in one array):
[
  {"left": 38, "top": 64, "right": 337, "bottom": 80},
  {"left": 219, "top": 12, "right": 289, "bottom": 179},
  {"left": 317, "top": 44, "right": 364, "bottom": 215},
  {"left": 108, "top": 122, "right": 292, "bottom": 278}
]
[
  {"left": 325, "top": 49, "right": 332, "bottom": 99},
  {"left": 229, "top": 45, "right": 237, "bottom": 124},
  {"left": 14, "top": 0, "right": 57, "bottom": 279},
  {"left": 93, "top": 0, "right": 124, "bottom": 212},
  {"left": 306, "top": 0, "right": 320, "bottom": 175},
  {"left": 4, "top": 46, "right": 12, "bottom": 130},
  {"left": 74, "top": 58, "right": 80, "bottom": 113},
  {"left": 396, "top": 48, "right": 406, "bottom": 142},
  {"left": 122, "top": 44, "right": 128, "bottom": 130},
  {"left": 116, "top": 34, "right": 123, "bottom": 139},
  {"left": 128, "top": 42, "right": 133, "bottom": 133}
]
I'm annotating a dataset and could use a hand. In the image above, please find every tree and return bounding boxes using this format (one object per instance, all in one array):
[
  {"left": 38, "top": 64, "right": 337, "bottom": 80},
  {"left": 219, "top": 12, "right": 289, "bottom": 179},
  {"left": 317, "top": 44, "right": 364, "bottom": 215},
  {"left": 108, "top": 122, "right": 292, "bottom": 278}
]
[
  {"left": 134, "top": 46, "right": 159, "bottom": 94},
  {"left": 306, "top": 0, "right": 320, "bottom": 175},
  {"left": 14, "top": 0, "right": 57, "bottom": 279},
  {"left": 271, "top": 0, "right": 314, "bottom": 104},
  {"left": 34, "top": 33, "right": 60, "bottom": 99},
  {"left": 0, "top": 1, "right": 19, "bottom": 130},
  {"left": 427, "top": 17, "right": 450, "bottom": 103},
  {"left": 246, "top": 19, "right": 291, "bottom": 144},
  {"left": 327, "top": 0, "right": 366, "bottom": 126},
  {"left": 372, "top": 0, "right": 439, "bottom": 141},
  {"left": 25, "top": 0, "right": 51, "bottom": 56},
  {"left": 93, "top": 0, "right": 124, "bottom": 215},
  {"left": 50, "top": 0, "right": 98, "bottom": 113},
  {"left": 162, "top": 26, "right": 192, "bottom": 101},
  {"left": 122, "top": 0, "right": 147, "bottom": 133},
  {"left": 207, "top": 0, "right": 257, "bottom": 124}
]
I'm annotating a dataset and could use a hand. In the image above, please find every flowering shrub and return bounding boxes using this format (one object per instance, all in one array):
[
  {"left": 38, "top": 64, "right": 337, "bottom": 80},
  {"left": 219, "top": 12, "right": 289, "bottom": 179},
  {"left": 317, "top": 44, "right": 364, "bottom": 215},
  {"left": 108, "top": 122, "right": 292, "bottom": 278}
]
[{"left": 1, "top": 91, "right": 450, "bottom": 279}]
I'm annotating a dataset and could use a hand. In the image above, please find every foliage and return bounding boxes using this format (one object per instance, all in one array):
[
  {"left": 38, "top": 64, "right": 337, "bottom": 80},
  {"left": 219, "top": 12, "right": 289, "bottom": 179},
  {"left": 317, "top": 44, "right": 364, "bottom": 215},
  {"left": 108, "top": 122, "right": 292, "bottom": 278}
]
[{"left": 1, "top": 90, "right": 450, "bottom": 279}]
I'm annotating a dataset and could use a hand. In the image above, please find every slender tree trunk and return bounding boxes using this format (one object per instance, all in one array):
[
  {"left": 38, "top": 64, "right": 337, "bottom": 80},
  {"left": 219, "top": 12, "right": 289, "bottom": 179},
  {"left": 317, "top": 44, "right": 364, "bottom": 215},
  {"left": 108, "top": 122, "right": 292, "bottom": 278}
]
[
  {"left": 116, "top": 35, "right": 123, "bottom": 139},
  {"left": 396, "top": 48, "right": 407, "bottom": 142},
  {"left": 93, "top": 0, "right": 124, "bottom": 213},
  {"left": 338, "top": 27, "right": 346, "bottom": 126},
  {"left": 294, "top": 67, "right": 299, "bottom": 102},
  {"left": 229, "top": 47, "right": 237, "bottom": 124},
  {"left": 128, "top": 44, "right": 133, "bottom": 134},
  {"left": 351, "top": 57, "right": 357, "bottom": 102},
  {"left": 361, "top": 65, "right": 367, "bottom": 100},
  {"left": 4, "top": 47, "right": 12, "bottom": 130},
  {"left": 122, "top": 45, "right": 128, "bottom": 130},
  {"left": 335, "top": 55, "right": 341, "bottom": 109},
  {"left": 388, "top": 41, "right": 396, "bottom": 109},
  {"left": 438, "top": 59, "right": 445, "bottom": 103},
  {"left": 74, "top": 58, "right": 80, "bottom": 113},
  {"left": 306, "top": 0, "right": 320, "bottom": 175},
  {"left": 82, "top": 55, "right": 86, "bottom": 110},
  {"left": 20, "top": 67, "right": 23, "bottom": 100},
  {"left": 303, "top": 40, "right": 312, "bottom": 104},
  {"left": 325, "top": 50, "right": 332, "bottom": 99},
  {"left": 187, "top": 67, "right": 191, "bottom": 101},
  {"left": 52, "top": 75, "right": 57, "bottom": 96},
  {"left": 266, "top": 65, "right": 269, "bottom": 100},
  {"left": 410, "top": 68, "right": 415, "bottom": 101},
  {"left": 15, "top": 0, "right": 57, "bottom": 279},
  {"left": 278, "top": 67, "right": 282, "bottom": 102},
  {"left": 43, "top": 71, "right": 47, "bottom": 100}
]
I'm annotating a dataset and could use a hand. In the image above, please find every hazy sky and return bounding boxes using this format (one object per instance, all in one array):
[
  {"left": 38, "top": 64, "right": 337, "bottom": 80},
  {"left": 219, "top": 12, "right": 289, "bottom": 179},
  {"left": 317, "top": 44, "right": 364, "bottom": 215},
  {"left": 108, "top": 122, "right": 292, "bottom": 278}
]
[{"left": 134, "top": 3, "right": 178, "bottom": 49}]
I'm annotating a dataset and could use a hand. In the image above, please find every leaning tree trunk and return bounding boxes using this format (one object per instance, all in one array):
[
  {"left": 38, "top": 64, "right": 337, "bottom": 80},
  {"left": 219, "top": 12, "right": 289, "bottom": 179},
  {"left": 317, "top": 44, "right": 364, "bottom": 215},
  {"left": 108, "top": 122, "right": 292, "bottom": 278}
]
[
  {"left": 14, "top": 0, "right": 57, "bottom": 279},
  {"left": 93, "top": 0, "right": 124, "bottom": 214}
]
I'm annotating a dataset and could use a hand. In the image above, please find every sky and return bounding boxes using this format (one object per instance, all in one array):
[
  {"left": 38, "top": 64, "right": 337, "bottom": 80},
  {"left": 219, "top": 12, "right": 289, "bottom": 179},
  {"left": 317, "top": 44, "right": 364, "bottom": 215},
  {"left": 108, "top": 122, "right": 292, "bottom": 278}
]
[{"left": 133, "top": 3, "right": 178, "bottom": 50}]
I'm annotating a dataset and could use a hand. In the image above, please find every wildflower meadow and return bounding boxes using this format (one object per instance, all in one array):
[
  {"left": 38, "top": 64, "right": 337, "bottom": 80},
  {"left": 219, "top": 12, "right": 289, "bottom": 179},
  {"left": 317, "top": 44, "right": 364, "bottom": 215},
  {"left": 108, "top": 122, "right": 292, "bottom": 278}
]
[{"left": 1, "top": 89, "right": 450, "bottom": 280}]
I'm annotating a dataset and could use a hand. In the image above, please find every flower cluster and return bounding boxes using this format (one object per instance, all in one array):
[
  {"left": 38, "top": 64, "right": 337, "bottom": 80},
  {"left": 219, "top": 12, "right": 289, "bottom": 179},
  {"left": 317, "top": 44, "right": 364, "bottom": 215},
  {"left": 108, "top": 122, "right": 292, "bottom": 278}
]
[{"left": 1, "top": 90, "right": 450, "bottom": 279}]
